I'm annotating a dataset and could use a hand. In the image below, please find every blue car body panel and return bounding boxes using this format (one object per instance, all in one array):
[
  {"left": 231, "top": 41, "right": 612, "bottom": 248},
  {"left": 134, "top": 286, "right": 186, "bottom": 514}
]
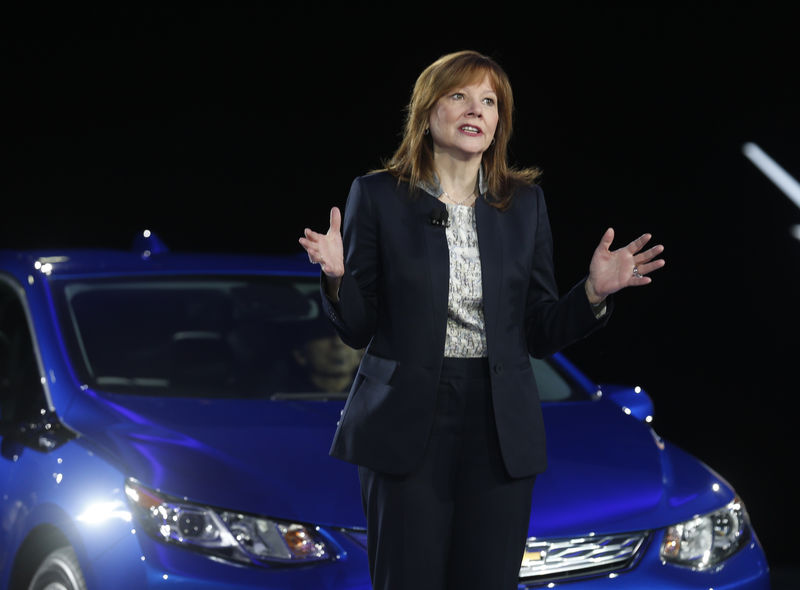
[{"left": 0, "top": 246, "right": 771, "bottom": 588}]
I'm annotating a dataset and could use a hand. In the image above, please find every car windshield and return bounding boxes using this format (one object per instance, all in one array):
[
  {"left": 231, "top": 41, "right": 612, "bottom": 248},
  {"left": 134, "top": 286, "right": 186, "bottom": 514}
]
[{"left": 51, "top": 275, "right": 587, "bottom": 401}]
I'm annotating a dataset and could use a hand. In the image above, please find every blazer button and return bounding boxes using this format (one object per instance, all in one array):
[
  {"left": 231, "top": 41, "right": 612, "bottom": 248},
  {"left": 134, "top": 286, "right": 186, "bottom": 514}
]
[{"left": 493, "top": 362, "right": 504, "bottom": 375}]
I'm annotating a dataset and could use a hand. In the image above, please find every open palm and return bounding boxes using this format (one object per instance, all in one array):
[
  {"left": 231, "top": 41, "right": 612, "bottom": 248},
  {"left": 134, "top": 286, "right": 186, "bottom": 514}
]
[
  {"left": 298, "top": 207, "right": 345, "bottom": 279},
  {"left": 586, "top": 228, "right": 665, "bottom": 302}
]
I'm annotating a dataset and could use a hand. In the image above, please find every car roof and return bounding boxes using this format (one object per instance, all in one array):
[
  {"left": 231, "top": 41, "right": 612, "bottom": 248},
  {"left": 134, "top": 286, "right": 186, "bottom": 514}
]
[{"left": 0, "top": 232, "right": 318, "bottom": 282}]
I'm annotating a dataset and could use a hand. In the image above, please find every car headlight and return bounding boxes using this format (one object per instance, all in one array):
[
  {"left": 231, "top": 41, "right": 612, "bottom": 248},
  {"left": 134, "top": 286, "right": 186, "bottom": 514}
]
[
  {"left": 124, "top": 478, "right": 332, "bottom": 565},
  {"left": 660, "top": 497, "right": 750, "bottom": 570}
]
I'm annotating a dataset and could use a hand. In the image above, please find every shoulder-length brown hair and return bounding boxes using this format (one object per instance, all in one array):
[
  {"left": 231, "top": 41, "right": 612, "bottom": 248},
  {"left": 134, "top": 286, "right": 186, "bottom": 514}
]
[{"left": 379, "top": 50, "right": 539, "bottom": 210}]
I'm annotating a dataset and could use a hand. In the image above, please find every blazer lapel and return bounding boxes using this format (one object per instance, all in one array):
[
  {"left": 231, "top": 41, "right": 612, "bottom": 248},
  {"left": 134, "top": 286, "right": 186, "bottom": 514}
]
[
  {"left": 475, "top": 197, "right": 503, "bottom": 353},
  {"left": 418, "top": 195, "right": 450, "bottom": 354}
]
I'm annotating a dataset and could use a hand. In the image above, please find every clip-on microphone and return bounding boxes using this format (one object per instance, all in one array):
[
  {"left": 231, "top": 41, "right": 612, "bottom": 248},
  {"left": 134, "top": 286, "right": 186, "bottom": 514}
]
[{"left": 430, "top": 208, "right": 450, "bottom": 228}]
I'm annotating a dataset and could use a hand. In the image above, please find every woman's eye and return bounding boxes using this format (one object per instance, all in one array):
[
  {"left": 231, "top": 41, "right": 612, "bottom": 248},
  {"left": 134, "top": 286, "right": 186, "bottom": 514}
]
[
  {"left": 451, "top": 93, "right": 464, "bottom": 100},
  {"left": 483, "top": 97, "right": 496, "bottom": 106}
]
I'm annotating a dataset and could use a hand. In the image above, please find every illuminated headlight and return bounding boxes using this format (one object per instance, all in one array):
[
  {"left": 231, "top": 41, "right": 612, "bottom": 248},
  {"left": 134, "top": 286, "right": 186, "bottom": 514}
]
[
  {"left": 124, "top": 478, "right": 332, "bottom": 565},
  {"left": 660, "top": 497, "right": 750, "bottom": 570}
]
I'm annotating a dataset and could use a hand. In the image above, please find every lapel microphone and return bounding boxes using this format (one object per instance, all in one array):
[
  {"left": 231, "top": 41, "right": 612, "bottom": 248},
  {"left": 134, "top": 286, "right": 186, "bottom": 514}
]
[{"left": 430, "top": 208, "right": 450, "bottom": 228}]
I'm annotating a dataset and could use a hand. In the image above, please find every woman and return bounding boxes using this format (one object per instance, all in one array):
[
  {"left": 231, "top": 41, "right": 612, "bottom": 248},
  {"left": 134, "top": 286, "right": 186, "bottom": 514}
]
[{"left": 299, "top": 50, "right": 664, "bottom": 590}]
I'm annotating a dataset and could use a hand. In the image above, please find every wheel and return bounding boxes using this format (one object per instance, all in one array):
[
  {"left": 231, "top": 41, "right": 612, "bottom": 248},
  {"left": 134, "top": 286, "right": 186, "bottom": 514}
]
[{"left": 27, "top": 545, "right": 87, "bottom": 590}]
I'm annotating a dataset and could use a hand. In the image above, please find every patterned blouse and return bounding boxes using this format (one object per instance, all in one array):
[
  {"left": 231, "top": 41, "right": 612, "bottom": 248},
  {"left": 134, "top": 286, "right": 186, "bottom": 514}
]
[
  {"left": 419, "top": 173, "right": 489, "bottom": 358},
  {"left": 442, "top": 203, "right": 487, "bottom": 357}
]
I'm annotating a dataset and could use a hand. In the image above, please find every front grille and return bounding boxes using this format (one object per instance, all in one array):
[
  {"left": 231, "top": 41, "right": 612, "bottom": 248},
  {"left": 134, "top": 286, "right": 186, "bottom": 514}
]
[{"left": 519, "top": 531, "right": 648, "bottom": 582}]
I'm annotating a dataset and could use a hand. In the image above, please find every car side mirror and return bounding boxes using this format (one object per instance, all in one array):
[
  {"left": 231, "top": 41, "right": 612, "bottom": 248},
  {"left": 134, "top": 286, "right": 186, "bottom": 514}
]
[
  {"left": 599, "top": 384, "right": 654, "bottom": 423},
  {"left": 0, "top": 410, "right": 74, "bottom": 456}
]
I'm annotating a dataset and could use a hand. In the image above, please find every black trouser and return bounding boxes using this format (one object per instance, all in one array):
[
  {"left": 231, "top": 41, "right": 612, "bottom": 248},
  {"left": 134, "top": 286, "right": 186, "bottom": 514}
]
[{"left": 358, "top": 357, "right": 536, "bottom": 590}]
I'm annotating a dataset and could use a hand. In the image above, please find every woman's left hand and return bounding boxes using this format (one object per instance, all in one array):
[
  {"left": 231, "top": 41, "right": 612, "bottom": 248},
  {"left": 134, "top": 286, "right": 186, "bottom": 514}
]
[{"left": 585, "top": 228, "right": 665, "bottom": 304}]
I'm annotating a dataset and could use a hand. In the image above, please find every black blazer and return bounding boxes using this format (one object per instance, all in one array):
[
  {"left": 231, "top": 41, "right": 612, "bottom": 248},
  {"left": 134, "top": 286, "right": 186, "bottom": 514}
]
[{"left": 322, "top": 171, "right": 609, "bottom": 478}]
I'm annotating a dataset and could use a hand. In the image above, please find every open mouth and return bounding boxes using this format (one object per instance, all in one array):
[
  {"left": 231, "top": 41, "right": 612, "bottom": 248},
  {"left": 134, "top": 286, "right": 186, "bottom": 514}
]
[{"left": 459, "top": 125, "right": 482, "bottom": 135}]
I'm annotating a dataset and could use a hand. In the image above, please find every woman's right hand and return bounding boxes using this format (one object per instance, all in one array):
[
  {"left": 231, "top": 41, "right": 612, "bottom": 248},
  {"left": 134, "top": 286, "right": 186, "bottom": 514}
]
[{"left": 299, "top": 207, "right": 345, "bottom": 279}]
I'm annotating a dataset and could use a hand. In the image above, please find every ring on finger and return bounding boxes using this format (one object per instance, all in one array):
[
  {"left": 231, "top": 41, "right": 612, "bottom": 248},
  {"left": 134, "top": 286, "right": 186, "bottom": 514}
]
[{"left": 633, "top": 265, "right": 643, "bottom": 279}]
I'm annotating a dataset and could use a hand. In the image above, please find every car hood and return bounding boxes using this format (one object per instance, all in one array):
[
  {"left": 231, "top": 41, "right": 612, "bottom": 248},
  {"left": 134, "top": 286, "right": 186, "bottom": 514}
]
[
  {"left": 72, "top": 392, "right": 364, "bottom": 528},
  {"left": 70, "top": 393, "right": 726, "bottom": 535},
  {"left": 533, "top": 400, "right": 729, "bottom": 537}
]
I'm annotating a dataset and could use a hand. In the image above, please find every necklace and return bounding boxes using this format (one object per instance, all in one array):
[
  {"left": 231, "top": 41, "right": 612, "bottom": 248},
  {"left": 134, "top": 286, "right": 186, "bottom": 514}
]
[{"left": 440, "top": 187, "right": 477, "bottom": 206}]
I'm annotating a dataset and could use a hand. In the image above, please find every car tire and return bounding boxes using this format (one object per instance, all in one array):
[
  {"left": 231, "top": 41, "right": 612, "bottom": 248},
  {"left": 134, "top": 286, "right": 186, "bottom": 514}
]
[{"left": 27, "top": 545, "right": 87, "bottom": 590}]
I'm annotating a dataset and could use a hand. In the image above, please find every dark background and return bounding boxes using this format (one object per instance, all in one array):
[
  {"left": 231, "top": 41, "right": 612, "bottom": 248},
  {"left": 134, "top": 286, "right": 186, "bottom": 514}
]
[{"left": 4, "top": 2, "right": 798, "bottom": 577}]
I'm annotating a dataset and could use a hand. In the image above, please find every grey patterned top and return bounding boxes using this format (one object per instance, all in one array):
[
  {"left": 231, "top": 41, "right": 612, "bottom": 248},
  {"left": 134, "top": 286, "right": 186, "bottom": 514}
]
[
  {"left": 418, "top": 171, "right": 489, "bottom": 358},
  {"left": 443, "top": 203, "right": 487, "bottom": 357}
]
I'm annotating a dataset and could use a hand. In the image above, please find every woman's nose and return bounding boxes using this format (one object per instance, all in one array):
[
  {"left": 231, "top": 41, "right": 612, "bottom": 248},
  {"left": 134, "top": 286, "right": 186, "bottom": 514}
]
[{"left": 466, "top": 98, "right": 483, "bottom": 117}]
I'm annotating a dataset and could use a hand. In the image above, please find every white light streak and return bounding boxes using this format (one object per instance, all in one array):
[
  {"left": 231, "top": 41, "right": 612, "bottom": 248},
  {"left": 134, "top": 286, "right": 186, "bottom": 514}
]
[
  {"left": 76, "top": 500, "right": 132, "bottom": 524},
  {"left": 742, "top": 142, "right": 800, "bottom": 209}
]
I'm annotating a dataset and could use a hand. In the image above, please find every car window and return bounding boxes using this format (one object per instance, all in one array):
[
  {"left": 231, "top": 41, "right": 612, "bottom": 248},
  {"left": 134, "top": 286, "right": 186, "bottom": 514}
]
[
  {"left": 530, "top": 356, "right": 585, "bottom": 402},
  {"left": 52, "top": 275, "right": 589, "bottom": 401},
  {"left": 0, "top": 279, "right": 47, "bottom": 425},
  {"left": 52, "top": 276, "right": 363, "bottom": 398}
]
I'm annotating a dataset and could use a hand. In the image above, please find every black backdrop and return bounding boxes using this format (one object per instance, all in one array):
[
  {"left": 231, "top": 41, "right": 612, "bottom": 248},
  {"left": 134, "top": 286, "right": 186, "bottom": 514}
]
[{"left": 5, "top": 3, "right": 798, "bottom": 572}]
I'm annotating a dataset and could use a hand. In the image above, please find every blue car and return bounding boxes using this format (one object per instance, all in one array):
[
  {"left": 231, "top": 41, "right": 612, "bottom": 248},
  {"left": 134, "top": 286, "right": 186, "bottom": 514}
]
[{"left": 0, "top": 234, "right": 770, "bottom": 589}]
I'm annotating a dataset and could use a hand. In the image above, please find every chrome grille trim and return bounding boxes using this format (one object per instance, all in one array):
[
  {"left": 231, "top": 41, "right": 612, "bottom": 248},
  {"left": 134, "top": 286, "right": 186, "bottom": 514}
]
[{"left": 519, "top": 531, "right": 648, "bottom": 580}]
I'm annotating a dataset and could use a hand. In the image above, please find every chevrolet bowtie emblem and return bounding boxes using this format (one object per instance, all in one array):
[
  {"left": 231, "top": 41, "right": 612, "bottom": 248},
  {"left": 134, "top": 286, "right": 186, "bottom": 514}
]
[{"left": 524, "top": 548, "right": 546, "bottom": 561}]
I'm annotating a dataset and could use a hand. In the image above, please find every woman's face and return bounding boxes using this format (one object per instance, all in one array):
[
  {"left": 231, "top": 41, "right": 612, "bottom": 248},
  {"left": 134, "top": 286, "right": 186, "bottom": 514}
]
[{"left": 428, "top": 74, "right": 499, "bottom": 161}]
